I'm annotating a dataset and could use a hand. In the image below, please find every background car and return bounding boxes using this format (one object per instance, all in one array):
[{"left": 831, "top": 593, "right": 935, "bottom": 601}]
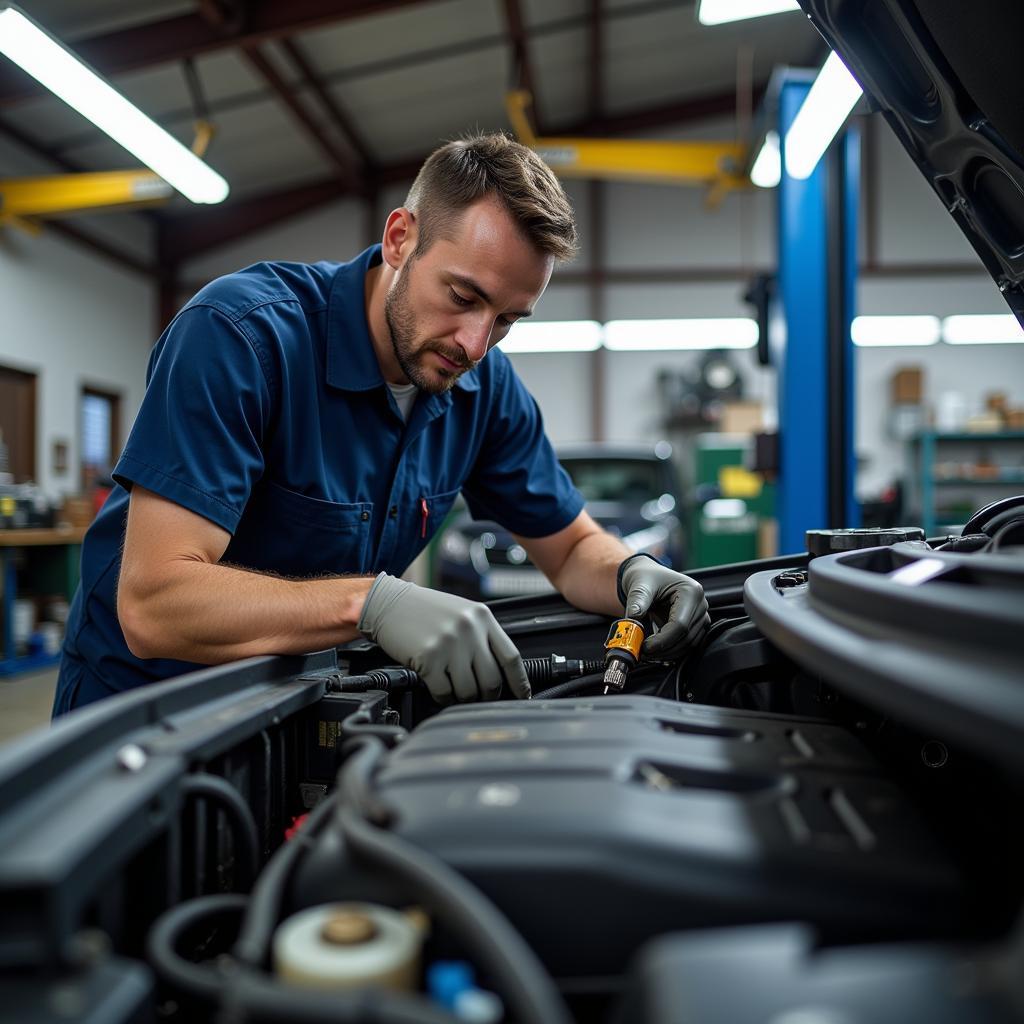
[{"left": 434, "top": 441, "right": 685, "bottom": 599}]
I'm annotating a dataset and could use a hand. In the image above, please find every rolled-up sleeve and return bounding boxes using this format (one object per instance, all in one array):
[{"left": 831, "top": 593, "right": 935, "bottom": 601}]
[
  {"left": 113, "top": 304, "right": 273, "bottom": 534},
  {"left": 461, "top": 355, "right": 584, "bottom": 538}
]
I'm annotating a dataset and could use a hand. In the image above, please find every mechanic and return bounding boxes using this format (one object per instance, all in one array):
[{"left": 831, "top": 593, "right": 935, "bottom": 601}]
[{"left": 53, "top": 132, "right": 708, "bottom": 715}]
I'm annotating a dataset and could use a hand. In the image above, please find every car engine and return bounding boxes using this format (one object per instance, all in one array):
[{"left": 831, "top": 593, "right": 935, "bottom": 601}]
[{"left": 1, "top": 499, "right": 1023, "bottom": 1023}]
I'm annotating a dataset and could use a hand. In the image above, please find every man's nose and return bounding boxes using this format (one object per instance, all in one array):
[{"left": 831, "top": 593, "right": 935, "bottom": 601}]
[{"left": 455, "top": 316, "right": 494, "bottom": 362}]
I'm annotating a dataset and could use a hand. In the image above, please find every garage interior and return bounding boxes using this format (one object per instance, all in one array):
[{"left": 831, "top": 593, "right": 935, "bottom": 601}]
[
  {"left": 2, "top": 0, "right": 1020, "bottom": 714},
  {"left": 0, "top": 2, "right": 1022, "bottom": 1022}
]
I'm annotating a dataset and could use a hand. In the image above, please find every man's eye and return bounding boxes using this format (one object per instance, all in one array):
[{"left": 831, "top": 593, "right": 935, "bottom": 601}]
[{"left": 449, "top": 288, "right": 472, "bottom": 307}]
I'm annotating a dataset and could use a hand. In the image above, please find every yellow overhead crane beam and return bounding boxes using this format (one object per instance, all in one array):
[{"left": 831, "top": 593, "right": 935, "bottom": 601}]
[
  {"left": 506, "top": 90, "right": 750, "bottom": 205},
  {"left": 0, "top": 121, "right": 215, "bottom": 231}
]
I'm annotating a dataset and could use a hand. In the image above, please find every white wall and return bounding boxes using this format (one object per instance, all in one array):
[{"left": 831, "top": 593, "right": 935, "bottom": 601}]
[{"left": 0, "top": 228, "right": 154, "bottom": 498}]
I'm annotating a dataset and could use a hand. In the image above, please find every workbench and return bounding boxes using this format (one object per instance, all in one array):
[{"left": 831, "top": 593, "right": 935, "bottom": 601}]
[{"left": 0, "top": 527, "right": 87, "bottom": 677}]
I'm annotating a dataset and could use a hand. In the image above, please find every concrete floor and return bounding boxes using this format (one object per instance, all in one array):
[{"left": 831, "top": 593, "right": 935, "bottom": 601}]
[{"left": 0, "top": 667, "right": 57, "bottom": 746}]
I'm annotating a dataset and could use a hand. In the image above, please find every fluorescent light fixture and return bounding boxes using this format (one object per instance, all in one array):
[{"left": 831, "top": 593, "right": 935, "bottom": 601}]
[
  {"left": 501, "top": 320, "right": 603, "bottom": 354},
  {"left": 784, "top": 50, "right": 863, "bottom": 180},
  {"left": 605, "top": 318, "right": 758, "bottom": 351},
  {"left": 750, "top": 130, "right": 781, "bottom": 188},
  {"left": 851, "top": 315, "right": 940, "bottom": 347},
  {"left": 697, "top": 0, "right": 801, "bottom": 26},
  {"left": 942, "top": 314, "right": 1024, "bottom": 345},
  {"left": 0, "top": 4, "right": 228, "bottom": 204}
]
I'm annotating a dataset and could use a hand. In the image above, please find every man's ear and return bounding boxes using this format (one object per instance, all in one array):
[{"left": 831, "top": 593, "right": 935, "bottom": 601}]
[{"left": 381, "top": 207, "right": 418, "bottom": 270}]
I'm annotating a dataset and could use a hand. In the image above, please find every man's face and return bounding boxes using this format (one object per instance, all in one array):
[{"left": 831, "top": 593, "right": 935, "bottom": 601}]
[{"left": 384, "top": 197, "right": 554, "bottom": 394}]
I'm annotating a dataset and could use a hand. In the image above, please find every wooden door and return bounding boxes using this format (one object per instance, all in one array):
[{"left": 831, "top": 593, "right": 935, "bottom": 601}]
[{"left": 0, "top": 365, "right": 37, "bottom": 483}]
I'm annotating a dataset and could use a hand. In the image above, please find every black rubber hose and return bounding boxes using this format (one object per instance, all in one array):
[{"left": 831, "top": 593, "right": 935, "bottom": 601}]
[
  {"left": 961, "top": 495, "right": 1024, "bottom": 537},
  {"left": 232, "top": 791, "right": 339, "bottom": 968},
  {"left": 341, "top": 710, "right": 408, "bottom": 746},
  {"left": 532, "top": 671, "right": 606, "bottom": 700},
  {"left": 653, "top": 616, "right": 746, "bottom": 700},
  {"left": 338, "top": 808, "right": 572, "bottom": 1024},
  {"left": 148, "top": 892, "right": 246, "bottom": 1002},
  {"left": 332, "top": 659, "right": 606, "bottom": 694},
  {"left": 181, "top": 773, "right": 260, "bottom": 890},
  {"left": 936, "top": 533, "right": 991, "bottom": 552},
  {"left": 988, "top": 517, "right": 1024, "bottom": 552},
  {"left": 148, "top": 893, "right": 461, "bottom": 1024},
  {"left": 522, "top": 657, "right": 604, "bottom": 685}
]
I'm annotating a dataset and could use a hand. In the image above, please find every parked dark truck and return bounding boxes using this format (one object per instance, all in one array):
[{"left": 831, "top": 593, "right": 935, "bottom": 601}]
[{"left": 437, "top": 442, "right": 686, "bottom": 599}]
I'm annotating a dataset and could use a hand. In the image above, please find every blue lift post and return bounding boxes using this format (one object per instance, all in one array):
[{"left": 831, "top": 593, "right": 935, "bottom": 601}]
[{"left": 774, "top": 73, "right": 860, "bottom": 555}]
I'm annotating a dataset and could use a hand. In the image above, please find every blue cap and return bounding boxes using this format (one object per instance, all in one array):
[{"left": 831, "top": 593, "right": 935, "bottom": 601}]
[{"left": 427, "top": 960, "right": 476, "bottom": 1010}]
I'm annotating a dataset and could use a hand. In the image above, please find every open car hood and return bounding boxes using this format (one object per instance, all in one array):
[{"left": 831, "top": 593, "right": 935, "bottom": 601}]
[{"left": 798, "top": 0, "right": 1024, "bottom": 326}]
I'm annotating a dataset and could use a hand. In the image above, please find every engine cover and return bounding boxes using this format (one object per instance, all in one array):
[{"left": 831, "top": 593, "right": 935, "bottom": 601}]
[{"left": 316, "top": 697, "right": 963, "bottom": 978}]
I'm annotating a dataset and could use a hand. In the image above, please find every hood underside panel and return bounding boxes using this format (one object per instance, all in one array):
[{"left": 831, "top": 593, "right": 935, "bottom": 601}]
[{"left": 799, "top": 0, "right": 1024, "bottom": 325}]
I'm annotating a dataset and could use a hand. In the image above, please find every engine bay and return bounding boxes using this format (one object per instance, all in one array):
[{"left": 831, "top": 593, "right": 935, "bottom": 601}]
[{"left": 1, "top": 508, "right": 1023, "bottom": 1023}]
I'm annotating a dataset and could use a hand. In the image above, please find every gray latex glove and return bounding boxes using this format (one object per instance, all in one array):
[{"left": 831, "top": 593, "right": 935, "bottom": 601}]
[
  {"left": 617, "top": 553, "right": 710, "bottom": 660},
  {"left": 357, "top": 573, "right": 531, "bottom": 704}
]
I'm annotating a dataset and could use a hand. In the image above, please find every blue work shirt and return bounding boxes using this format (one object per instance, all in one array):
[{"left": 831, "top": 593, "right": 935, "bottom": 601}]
[{"left": 53, "top": 245, "right": 583, "bottom": 714}]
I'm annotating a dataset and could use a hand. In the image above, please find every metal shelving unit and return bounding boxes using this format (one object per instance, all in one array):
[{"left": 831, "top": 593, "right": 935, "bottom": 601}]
[
  {"left": 910, "top": 431, "right": 1024, "bottom": 535},
  {"left": 0, "top": 528, "right": 86, "bottom": 677}
]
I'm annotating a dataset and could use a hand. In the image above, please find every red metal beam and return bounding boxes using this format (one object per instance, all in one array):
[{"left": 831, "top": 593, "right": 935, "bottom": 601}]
[
  {"left": 239, "top": 46, "right": 365, "bottom": 191},
  {"left": 0, "top": 0, "right": 433, "bottom": 107},
  {"left": 0, "top": 117, "right": 161, "bottom": 277},
  {"left": 279, "top": 38, "right": 375, "bottom": 173},
  {"left": 502, "top": 0, "right": 544, "bottom": 134},
  {"left": 562, "top": 84, "right": 766, "bottom": 137},
  {"left": 588, "top": 0, "right": 603, "bottom": 122},
  {"left": 155, "top": 85, "right": 770, "bottom": 262},
  {"left": 0, "top": 116, "right": 84, "bottom": 173},
  {"left": 158, "top": 175, "right": 355, "bottom": 263},
  {"left": 46, "top": 220, "right": 156, "bottom": 278}
]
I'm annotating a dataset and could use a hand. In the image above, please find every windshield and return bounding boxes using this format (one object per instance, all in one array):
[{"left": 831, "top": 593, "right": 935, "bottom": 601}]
[{"left": 560, "top": 458, "right": 667, "bottom": 504}]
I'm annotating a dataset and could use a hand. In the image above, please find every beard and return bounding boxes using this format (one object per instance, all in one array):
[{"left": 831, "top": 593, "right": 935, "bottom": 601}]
[{"left": 383, "top": 264, "right": 474, "bottom": 395}]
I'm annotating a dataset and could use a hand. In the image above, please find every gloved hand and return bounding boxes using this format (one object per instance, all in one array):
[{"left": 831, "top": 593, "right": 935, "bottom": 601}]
[
  {"left": 617, "top": 553, "right": 709, "bottom": 660},
  {"left": 357, "top": 573, "right": 531, "bottom": 704}
]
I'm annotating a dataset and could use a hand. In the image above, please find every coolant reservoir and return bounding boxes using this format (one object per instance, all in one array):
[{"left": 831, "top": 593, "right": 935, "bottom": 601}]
[{"left": 273, "top": 902, "right": 425, "bottom": 990}]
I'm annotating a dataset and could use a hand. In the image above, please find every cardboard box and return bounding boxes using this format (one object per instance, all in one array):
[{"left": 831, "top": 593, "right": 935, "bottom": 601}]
[
  {"left": 757, "top": 518, "right": 778, "bottom": 560},
  {"left": 891, "top": 367, "right": 923, "bottom": 404},
  {"left": 719, "top": 401, "right": 764, "bottom": 435}
]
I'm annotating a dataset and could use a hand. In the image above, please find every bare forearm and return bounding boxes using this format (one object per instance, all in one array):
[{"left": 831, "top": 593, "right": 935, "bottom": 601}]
[
  {"left": 550, "top": 531, "right": 631, "bottom": 616},
  {"left": 118, "top": 559, "right": 374, "bottom": 664}
]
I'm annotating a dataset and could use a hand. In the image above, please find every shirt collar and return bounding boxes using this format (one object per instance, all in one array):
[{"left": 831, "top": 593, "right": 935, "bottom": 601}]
[{"left": 325, "top": 243, "right": 481, "bottom": 394}]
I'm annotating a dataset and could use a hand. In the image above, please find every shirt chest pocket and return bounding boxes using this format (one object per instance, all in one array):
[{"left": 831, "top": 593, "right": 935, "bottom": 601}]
[
  {"left": 226, "top": 480, "right": 373, "bottom": 577},
  {"left": 383, "top": 486, "right": 462, "bottom": 576}
]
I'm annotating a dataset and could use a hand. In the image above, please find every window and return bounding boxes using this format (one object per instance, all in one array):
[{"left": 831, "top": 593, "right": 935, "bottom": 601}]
[{"left": 80, "top": 387, "right": 120, "bottom": 491}]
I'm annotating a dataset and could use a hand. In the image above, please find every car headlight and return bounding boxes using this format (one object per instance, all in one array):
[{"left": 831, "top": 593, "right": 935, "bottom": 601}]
[{"left": 439, "top": 530, "right": 472, "bottom": 564}]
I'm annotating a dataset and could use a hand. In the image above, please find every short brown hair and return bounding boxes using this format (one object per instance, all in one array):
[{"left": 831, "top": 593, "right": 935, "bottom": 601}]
[{"left": 405, "top": 132, "right": 578, "bottom": 262}]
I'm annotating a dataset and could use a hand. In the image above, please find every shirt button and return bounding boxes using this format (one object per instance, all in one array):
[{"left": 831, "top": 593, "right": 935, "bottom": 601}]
[
  {"left": 360, "top": 511, "right": 370, "bottom": 521},
  {"left": 389, "top": 506, "right": 398, "bottom": 519}
]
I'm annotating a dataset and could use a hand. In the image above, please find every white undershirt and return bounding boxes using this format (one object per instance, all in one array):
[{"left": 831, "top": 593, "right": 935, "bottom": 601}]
[{"left": 387, "top": 381, "right": 419, "bottom": 422}]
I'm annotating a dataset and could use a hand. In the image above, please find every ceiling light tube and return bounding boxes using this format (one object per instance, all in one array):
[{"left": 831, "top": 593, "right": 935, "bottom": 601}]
[
  {"left": 501, "top": 320, "right": 603, "bottom": 354},
  {"left": 750, "top": 130, "right": 781, "bottom": 188},
  {"left": 0, "top": 4, "right": 229, "bottom": 204},
  {"left": 604, "top": 318, "right": 758, "bottom": 351},
  {"left": 784, "top": 50, "right": 863, "bottom": 180},
  {"left": 942, "top": 314, "right": 1024, "bottom": 345},
  {"left": 697, "top": 0, "right": 801, "bottom": 26},
  {"left": 851, "top": 315, "right": 940, "bottom": 347}
]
